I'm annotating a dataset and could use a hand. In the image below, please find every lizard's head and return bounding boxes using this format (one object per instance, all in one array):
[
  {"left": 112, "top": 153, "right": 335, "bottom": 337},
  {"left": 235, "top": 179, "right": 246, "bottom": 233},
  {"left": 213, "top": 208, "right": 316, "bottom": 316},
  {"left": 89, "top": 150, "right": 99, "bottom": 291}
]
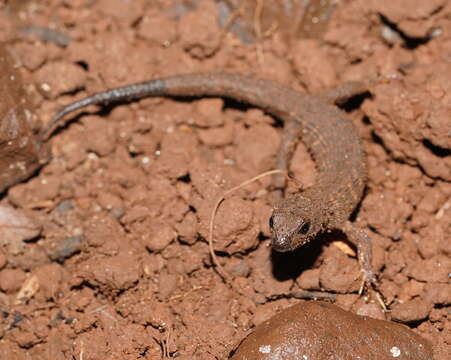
[{"left": 269, "top": 193, "right": 324, "bottom": 252}]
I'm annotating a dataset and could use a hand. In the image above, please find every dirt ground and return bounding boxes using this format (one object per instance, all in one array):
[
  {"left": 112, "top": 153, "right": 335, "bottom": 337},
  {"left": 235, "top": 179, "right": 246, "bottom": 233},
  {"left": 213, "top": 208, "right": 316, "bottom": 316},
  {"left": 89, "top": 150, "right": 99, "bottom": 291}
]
[{"left": 0, "top": 0, "right": 449, "bottom": 359}]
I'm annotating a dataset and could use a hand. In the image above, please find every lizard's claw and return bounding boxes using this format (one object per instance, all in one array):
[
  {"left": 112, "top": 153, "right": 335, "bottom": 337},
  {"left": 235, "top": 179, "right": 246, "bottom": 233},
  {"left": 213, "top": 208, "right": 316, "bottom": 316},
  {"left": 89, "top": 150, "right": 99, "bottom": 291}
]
[
  {"left": 357, "top": 268, "right": 386, "bottom": 310},
  {"left": 358, "top": 268, "right": 377, "bottom": 296}
]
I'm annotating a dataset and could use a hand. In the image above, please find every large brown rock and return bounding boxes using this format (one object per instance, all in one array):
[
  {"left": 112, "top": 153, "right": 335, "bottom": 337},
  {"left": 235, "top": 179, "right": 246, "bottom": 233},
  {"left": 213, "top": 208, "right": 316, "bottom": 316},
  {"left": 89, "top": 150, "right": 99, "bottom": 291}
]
[
  {"left": 231, "top": 301, "right": 433, "bottom": 360},
  {"left": 0, "top": 42, "right": 47, "bottom": 193}
]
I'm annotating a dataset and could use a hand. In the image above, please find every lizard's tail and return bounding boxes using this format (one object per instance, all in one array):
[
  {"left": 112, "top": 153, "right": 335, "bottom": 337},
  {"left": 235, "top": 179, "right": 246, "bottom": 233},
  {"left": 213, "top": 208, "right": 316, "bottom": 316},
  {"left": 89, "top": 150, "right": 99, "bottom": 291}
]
[
  {"left": 39, "top": 73, "right": 291, "bottom": 141},
  {"left": 39, "top": 78, "right": 168, "bottom": 141}
]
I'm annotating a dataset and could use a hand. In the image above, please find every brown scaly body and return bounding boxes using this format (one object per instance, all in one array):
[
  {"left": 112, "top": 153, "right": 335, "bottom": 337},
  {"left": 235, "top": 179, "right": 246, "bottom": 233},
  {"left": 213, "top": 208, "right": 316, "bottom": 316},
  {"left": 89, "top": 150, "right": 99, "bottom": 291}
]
[{"left": 42, "top": 72, "right": 375, "bottom": 285}]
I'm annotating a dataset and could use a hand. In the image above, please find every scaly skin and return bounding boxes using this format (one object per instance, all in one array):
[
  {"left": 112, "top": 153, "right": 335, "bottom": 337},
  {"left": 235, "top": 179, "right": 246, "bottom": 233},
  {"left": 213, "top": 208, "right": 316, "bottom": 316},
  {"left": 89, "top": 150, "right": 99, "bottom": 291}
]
[{"left": 41, "top": 73, "right": 375, "bottom": 286}]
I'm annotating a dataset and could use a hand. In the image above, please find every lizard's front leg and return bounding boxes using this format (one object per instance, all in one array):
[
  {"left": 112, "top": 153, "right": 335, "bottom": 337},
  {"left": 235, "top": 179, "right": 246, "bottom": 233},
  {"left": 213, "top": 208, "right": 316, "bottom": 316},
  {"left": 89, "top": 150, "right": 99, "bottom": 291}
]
[{"left": 342, "top": 221, "right": 377, "bottom": 293}]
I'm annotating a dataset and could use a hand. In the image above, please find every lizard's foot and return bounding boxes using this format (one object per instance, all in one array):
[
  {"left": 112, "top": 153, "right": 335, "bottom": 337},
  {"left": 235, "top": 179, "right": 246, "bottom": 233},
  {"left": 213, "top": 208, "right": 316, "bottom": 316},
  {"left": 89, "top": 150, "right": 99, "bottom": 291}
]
[
  {"left": 358, "top": 267, "right": 377, "bottom": 295},
  {"left": 359, "top": 269, "right": 386, "bottom": 310}
]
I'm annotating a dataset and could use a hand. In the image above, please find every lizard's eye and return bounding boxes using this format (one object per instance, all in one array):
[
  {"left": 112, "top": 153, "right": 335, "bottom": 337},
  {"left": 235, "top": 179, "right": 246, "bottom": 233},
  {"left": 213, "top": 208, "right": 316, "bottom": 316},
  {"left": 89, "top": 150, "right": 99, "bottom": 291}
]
[
  {"left": 297, "top": 222, "right": 310, "bottom": 235},
  {"left": 269, "top": 215, "right": 274, "bottom": 229}
]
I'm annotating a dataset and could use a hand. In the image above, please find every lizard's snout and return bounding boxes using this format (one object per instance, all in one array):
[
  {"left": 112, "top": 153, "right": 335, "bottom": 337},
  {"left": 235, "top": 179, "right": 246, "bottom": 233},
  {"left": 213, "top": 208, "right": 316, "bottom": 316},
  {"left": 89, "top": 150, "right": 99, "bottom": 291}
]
[{"left": 271, "top": 235, "right": 293, "bottom": 252}]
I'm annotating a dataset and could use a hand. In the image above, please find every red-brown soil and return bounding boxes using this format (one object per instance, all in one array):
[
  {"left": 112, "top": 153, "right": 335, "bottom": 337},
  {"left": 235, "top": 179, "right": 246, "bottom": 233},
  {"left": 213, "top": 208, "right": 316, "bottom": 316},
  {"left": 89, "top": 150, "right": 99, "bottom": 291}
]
[{"left": 0, "top": 1, "right": 449, "bottom": 359}]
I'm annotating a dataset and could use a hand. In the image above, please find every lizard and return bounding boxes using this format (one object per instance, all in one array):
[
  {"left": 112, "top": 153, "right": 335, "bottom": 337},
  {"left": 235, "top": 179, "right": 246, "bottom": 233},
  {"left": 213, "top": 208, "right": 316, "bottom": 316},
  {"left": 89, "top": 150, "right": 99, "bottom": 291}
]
[{"left": 40, "top": 72, "right": 376, "bottom": 288}]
